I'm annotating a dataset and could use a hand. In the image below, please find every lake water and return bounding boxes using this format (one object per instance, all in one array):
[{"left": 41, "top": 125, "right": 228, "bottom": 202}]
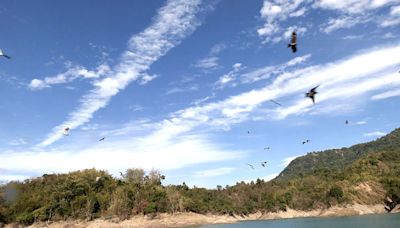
[{"left": 198, "top": 213, "right": 400, "bottom": 228}]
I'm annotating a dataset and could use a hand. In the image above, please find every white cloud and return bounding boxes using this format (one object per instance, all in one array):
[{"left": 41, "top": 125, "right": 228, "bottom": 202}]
[
  {"left": 166, "top": 85, "right": 199, "bottom": 95},
  {"left": 28, "top": 64, "right": 111, "bottom": 90},
  {"left": 194, "top": 56, "right": 219, "bottom": 69},
  {"left": 213, "top": 62, "right": 245, "bottom": 89},
  {"left": 209, "top": 42, "right": 227, "bottom": 55},
  {"left": 342, "top": 34, "right": 365, "bottom": 40},
  {"left": 1, "top": 135, "right": 243, "bottom": 178},
  {"left": 356, "top": 120, "right": 367, "bottom": 125},
  {"left": 194, "top": 167, "right": 236, "bottom": 178},
  {"left": 383, "top": 32, "right": 396, "bottom": 39},
  {"left": 322, "top": 16, "right": 366, "bottom": 33},
  {"left": 139, "top": 74, "right": 158, "bottom": 85},
  {"left": 38, "top": 0, "right": 207, "bottom": 147},
  {"left": 364, "top": 131, "right": 387, "bottom": 137},
  {"left": 371, "top": 88, "right": 400, "bottom": 100},
  {"left": 314, "top": 0, "right": 396, "bottom": 13},
  {"left": 128, "top": 104, "right": 144, "bottom": 112},
  {"left": 241, "top": 54, "right": 311, "bottom": 84},
  {"left": 257, "top": 0, "right": 399, "bottom": 43},
  {"left": 9, "top": 138, "right": 28, "bottom": 146},
  {"left": 258, "top": 0, "right": 308, "bottom": 43},
  {"left": 281, "top": 155, "right": 300, "bottom": 167}
]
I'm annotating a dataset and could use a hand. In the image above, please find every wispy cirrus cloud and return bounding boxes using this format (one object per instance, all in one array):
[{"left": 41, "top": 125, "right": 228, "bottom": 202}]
[
  {"left": 38, "top": 0, "right": 210, "bottom": 147},
  {"left": 194, "top": 42, "right": 227, "bottom": 70},
  {"left": 257, "top": 0, "right": 399, "bottom": 43},
  {"left": 364, "top": 131, "right": 386, "bottom": 137},
  {"left": 28, "top": 64, "right": 111, "bottom": 90},
  {"left": 371, "top": 88, "right": 400, "bottom": 100},
  {"left": 194, "top": 167, "right": 236, "bottom": 178}
]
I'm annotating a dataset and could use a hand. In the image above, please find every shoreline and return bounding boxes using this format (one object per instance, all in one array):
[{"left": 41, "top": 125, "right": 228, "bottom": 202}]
[{"left": 19, "top": 204, "right": 398, "bottom": 228}]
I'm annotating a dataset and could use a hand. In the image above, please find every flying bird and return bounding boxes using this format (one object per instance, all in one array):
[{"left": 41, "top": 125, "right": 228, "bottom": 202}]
[
  {"left": 246, "top": 163, "right": 255, "bottom": 170},
  {"left": 305, "top": 85, "right": 319, "bottom": 104},
  {"left": 247, "top": 130, "right": 250, "bottom": 134},
  {"left": 264, "top": 147, "right": 270, "bottom": 150},
  {"left": 345, "top": 120, "right": 349, "bottom": 125},
  {"left": 287, "top": 31, "right": 297, "bottom": 53},
  {"left": 0, "top": 49, "right": 11, "bottom": 59},
  {"left": 302, "top": 139, "right": 310, "bottom": 144},
  {"left": 270, "top": 99, "right": 282, "bottom": 106},
  {"left": 261, "top": 161, "right": 268, "bottom": 167},
  {"left": 99, "top": 137, "right": 105, "bottom": 141},
  {"left": 62, "top": 127, "right": 70, "bottom": 136}
]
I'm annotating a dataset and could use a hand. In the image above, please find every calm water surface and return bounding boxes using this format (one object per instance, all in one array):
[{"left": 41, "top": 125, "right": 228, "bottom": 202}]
[{"left": 198, "top": 213, "right": 400, "bottom": 228}]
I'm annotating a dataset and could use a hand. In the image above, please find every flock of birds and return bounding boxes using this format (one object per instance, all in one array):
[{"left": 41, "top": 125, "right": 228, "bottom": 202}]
[
  {"left": 1, "top": 30, "right": 397, "bottom": 173},
  {"left": 242, "top": 32, "right": 371, "bottom": 170}
]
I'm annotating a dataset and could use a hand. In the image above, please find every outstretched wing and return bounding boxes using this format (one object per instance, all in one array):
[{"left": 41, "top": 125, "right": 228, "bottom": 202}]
[
  {"left": 310, "top": 85, "right": 319, "bottom": 93},
  {"left": 291, "top": 45, "right": 297, "bottom": 53}
]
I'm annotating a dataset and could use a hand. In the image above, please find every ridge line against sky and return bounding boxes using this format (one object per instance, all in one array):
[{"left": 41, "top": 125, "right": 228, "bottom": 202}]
[{"left": 37, "top": 0, "right": 209, "bottom": 147}]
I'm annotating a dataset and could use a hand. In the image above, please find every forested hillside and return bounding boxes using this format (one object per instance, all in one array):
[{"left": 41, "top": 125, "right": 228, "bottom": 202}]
[{"left": 1, "top": 129, "right": 399, "bottom": 225}]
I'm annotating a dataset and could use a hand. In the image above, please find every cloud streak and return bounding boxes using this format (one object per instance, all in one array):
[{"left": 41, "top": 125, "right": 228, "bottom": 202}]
[{"left": 38, "top": 0, "right": 207, "bottom": 147}]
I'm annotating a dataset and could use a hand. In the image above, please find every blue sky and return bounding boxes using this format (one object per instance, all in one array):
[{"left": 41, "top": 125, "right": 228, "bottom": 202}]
[{"left": 1, "top": 0, "right": 400, "bottom": 188}]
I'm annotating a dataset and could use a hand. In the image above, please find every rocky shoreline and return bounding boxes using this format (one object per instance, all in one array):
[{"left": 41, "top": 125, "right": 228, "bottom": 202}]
[{"left": 10, "top": 204, "right": 396, "bottom": 228}]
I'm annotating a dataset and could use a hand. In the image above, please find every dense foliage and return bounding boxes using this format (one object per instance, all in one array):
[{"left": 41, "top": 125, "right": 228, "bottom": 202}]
[{"left": 1, "top": 129, "right": 400, "bottom": 225}]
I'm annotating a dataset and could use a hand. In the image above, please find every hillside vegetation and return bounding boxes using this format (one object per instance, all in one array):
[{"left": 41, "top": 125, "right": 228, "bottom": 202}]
[{"left": 1, "top": 129, "right": 400, "bottom": 225}]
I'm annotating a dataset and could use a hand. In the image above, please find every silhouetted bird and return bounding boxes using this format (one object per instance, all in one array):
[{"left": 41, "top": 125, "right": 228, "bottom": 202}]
[
  {"left": 99, "top": 137, "right": 105, "bottom": 141},
  {"left": 264, "top": 147, "right": 270, "bottom": 150},
  {"left": 270, "top": 99, "right": 282, "bottom": 106},
  {"left": 246, "top": 163, "right": 254, "bottom": 170},
  {"left": 63, "top": 127, "right": 70, "bottom": 136},
  {"left": 261, "top": 161, "right": 268, "bottom": 167},
  {"left": 0, "top": 49, "right": 11, "bottom": 59},
  {"left": 302, "top": 139, "right": 310, "bottom": 144},
  {"left": 305, "top": 85, "right": 319, "bottom": 104},
  {"left": 247, "top": 131, "right": 250, "bottom": 134},
  {"left": 345, "top": 120, "right": 349, "bottom": 125},
  {"left": 287, "top": 32, "right": 297, "bottom": 53}
]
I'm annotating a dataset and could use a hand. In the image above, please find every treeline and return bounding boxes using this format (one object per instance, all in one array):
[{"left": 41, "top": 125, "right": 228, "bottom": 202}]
[{"left": 1, "top": 149, "right": 399, "bottom": 225}]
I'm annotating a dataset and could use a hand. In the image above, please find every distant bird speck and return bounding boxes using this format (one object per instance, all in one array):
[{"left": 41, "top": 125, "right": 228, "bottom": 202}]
[
  {"left": 302, "top": 139, "right": 310, "bottom": 144},
  {"left": 287, "top": 31, "right": 297, "bottom": 53},
  {"left": 247, "top": 131, "right": 250, "bottom": 134},
  {"left": 270, "top": 99, "right": 282, "bottom": 106},
  {"left": 99, "top": 137, "right": 105, "bottom": 141},
  {"left": 63, "top": 127, "right": 70, "bottom": 136},
  {"left": 264, "top": 147, "right": 270, "bottom": 150},
  {"left": 345, "top": 120, "right": 349, "bottom": 125},
  {"left": 246, "top": 163, "right": 254, "bottom": 170},
  {"left": 305, "top": 85, "right": 319, "bottom": 104},
  {"left": 261, "top": 161, "right": 268, "bottom": 167}
]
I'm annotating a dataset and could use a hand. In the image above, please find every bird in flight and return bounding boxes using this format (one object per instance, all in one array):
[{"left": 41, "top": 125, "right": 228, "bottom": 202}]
[
  {"left": 261, "top": 161, "right": 268, "bottom": 167},
  {"left": 63, "top": 127, "right": 70, "bottom": 136},
  {"left": 305, "top": 85, "right": 319, "bottom": 104},
  {"left": 302, "top": 139, "right": 310, "bottom": 144},
  {"left": 247, "top": 130, "right": 250, "bottom": 134},
  {"left": 345, "top": 120, "right": 349, "bottom": 125},
  {"left": 287, "top": 31, "right": 297, "bottom": 53},
  {"left": 0, "top": 49, "right": 11, "bottom": 59},
  {"left": 264, "top": 147, "right": 270, "bottom": 150},
  {"left": 246, "top": 163, "right": 255, "bottom": 170},
  {"left": 270, "top": 99, "right": 282, "bottom": 106},
  {"left": 99, "top": 137, "right": 105, "bottom": 141}
]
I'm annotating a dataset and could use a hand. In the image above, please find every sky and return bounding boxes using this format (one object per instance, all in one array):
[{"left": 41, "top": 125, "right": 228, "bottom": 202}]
[{"left": 0, "top": 0, "right": 400, "bottom": 188}]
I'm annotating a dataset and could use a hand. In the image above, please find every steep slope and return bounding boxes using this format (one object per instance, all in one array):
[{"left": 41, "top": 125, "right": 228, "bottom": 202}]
[{"left": 276, "top": 128, "right": 400, "bottom": 181}]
